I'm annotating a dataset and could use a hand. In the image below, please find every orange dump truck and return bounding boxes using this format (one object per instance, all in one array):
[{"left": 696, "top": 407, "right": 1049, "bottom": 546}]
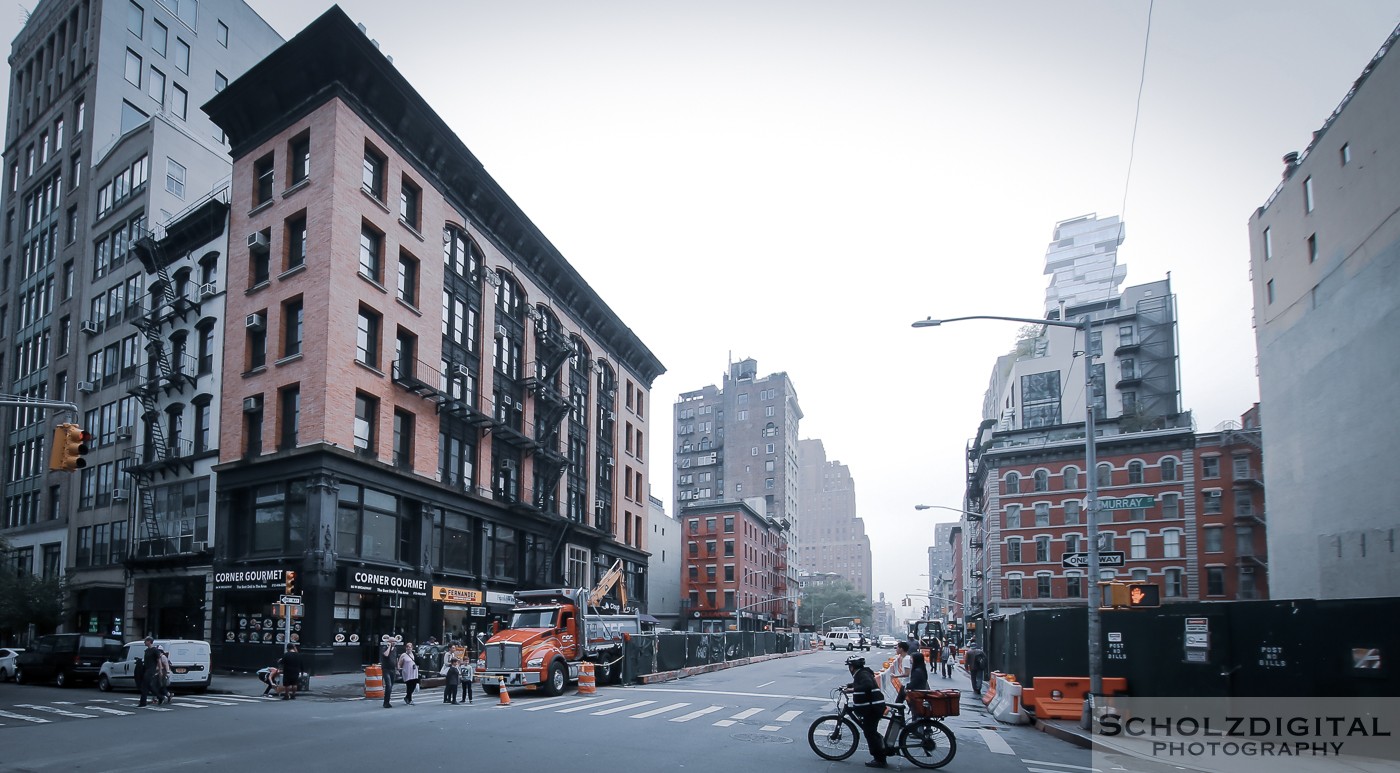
[{"left": 477, "top": 588, "right": 641, "bottom": 696}]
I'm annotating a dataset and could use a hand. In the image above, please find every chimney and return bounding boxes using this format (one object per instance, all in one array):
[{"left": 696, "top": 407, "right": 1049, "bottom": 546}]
[{"left": 1282, "top": 151, "right": 1301, "bottom": 180}]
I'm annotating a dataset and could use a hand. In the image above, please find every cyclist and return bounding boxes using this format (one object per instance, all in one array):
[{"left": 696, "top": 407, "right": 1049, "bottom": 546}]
[{"left": 841, "top": 655, "right": 888, "bottom": 768}]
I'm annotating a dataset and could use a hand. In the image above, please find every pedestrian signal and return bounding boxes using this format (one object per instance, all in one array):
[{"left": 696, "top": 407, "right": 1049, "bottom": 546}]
[
  {"left": 285, "top": 570, "right": 298, "bottom": 595},
  {"left": 48, "top": 423, "right": 91, "bottom": 472},
  {"left": 1127, "top": 583, "right": 1161, "bottom": 608},
  {"left": 1098, "top": 581, "right": 1131, "bottom": 608}
]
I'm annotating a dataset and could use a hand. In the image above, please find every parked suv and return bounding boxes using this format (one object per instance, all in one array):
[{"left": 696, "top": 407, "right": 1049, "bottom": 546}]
[{"left": 14, "top": 634, "right": 123, "bottom": 687}]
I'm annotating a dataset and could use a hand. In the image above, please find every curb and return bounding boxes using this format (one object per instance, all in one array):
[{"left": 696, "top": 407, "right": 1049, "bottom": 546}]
[{"left": 1032, "top": 717, "right": 1093, "bottom": 749}]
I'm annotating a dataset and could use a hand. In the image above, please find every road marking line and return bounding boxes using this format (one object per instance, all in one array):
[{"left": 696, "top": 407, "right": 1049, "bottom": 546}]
[
  {"left": 630, "top": 702, "right": 690, "bottom": 719},
  {"left": 755, "top": 680, "right": 775, "bottom": 688},
  {"left": 139, "top": 706, "right": 173, "bottom": 712},
  {"left": 713, "top": 720, "right": 738, "bottom": 727},
  {"left": 524, "top": 697, "right": 594, "bottom": 712},
  {"left": 0, "top": 710, "right": 50, "bottom": 723},
  {"left": 760, "top": 724, "right": 782, "bottom": 731},
  {"left": 774, "top": 709, "right": 803, "bottom": 722},
  {"left": 15, "top": 704, "right": 98, "bottom": 718},
  {"left": 52, "top": 701, "right": 76, "bottom": 705},
  {"left": 178, "top": 697, "right": 239, "bottom": 706},
  {"left": 558, "top": 698, "right": 622, "bottom": 714},
  {"left": 592, "top": 700, "right": 654, "bottom": 716},
  {"left": 979, "top": 728, "right": 1015, "bottom": 755},
  {"left": 84, "top": 706, "right": 135, "bottom": 716},
  {"left": 670, "top": 705, "right": 724, "bottom": 722},
  {"left": 1022, "top": 762, "right": 1098, "bottom": 772},
  {"left": 165, "top": 701, "right": 207, "bottom": 708},
  {"left": 624, "top": 687, "right": 830, "bottom": 702}
]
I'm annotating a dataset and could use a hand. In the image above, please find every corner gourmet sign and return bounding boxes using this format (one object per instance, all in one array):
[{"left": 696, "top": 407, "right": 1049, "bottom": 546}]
[
  {"left": 214, "top": 568, "right": 287, "bottom": 591},
  {"left": 343, "top": 568, "right": 429, "bottom": 597}
]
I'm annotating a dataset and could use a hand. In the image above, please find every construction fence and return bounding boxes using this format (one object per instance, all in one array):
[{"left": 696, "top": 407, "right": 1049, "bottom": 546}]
[{"left": 621, "top": 631, "right": 819, "bottom": 681}]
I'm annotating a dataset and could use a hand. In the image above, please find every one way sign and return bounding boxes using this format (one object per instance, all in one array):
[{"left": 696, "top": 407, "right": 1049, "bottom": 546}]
[{"left": 1060, "top": 551, "right": 1126, "bottom": 568}]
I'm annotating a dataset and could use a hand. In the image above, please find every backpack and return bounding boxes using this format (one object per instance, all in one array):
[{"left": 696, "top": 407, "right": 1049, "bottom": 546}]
[{"left": 973, "top": 651, "right": 987, "bottom": 671}]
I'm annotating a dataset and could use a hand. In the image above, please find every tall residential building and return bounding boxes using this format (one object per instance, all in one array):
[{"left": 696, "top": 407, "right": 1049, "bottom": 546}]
[
  {"left": 797, "top": 438, "right": 871, "bottom": 599},
  {"left": 646, "top": 492, "right": 682, "bottom": 629},
  {"left": 201, "top": 7, "right": 663, "bottom": 672},
  {"left": 1042, "top": 213, "right": 1127, "bottom": 314},
  {"left": 678, "top": 498, "right": 788, "bottom": 632},
  {"left": 675, "top": 357, "right": 801, "bottom": 625},
  {"left": 1248, "top": 23, "right": 1400, "bottom": 600},
  {"left": 0, "top": 0, "right": 282, "bottom": 640}
]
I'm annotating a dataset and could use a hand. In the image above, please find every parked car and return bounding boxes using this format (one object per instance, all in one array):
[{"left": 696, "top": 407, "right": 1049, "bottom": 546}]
[
  {"left": 877, "top": 635, "right": 898, "bottom": 649},
  {"left": 824, "top": 630, "right": 871, "bottom": 651},
  {"left": 98, "top": 639, "right": 212, "bottom": 693},
  {"left": 14, "top": 634, "right": 123, "bottom": 687},
  {"left": 0, "top": 647, "right": 23, "bottom": 681}
]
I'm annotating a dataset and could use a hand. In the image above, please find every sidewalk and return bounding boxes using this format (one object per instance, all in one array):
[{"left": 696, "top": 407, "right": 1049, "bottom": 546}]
[{"left": 207, "top": 669, "right": 386, "bottom": 700}]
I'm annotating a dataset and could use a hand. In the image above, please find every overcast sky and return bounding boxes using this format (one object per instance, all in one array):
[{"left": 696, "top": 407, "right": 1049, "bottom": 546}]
[{"left": 7, "top": 1, "right": 1399, "bottom": 620}]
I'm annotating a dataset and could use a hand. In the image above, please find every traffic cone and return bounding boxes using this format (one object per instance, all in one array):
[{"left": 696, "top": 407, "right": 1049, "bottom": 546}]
[{"left": 497, "top": 676, "right": 510, "bottom": 706}]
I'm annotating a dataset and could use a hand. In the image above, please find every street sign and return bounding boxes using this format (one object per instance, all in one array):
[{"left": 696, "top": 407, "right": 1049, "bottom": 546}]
[
  {"left": 1099, "top": 495, "right": 1155, "bottom": 510},
  {"left": 1185, "top": 632, "right": 1209, "bottom": 649},
  {"left": 279, "top": 595, "right": 302, "bottom": 605},
  {"left": 1060, "top": 551, "right": 1125, "bottom": 568}
]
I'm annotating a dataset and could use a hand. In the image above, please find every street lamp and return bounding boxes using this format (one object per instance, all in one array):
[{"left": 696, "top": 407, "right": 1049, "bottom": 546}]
[
  {"left": 820, "top": 602, "right": 839, "bottom": 633},
  {"left": 913, "top": 313, "right": 1104, "bottom": 721},
  {"left": 915, "top": 504, "right": 987, "bottom": 646}
]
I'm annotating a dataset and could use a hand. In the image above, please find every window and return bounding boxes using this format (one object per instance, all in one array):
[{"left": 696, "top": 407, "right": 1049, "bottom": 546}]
[
  {"left": 394, "top": 328, "right": 416, "bottom": 379},
  {"left": 174, "top": 38, "right": 189, "bottom": 74},
  {"left": 1164, "top": 568, "right": 1183, "bottom": 597},
  {"left": 1065, "top": 533, "right": 1081, "bottom": 553},
  {"left": 1097, "top": 463, "right": 1113, "bottom": 488},
  {"left": 362, "top": 144, "right": 386, "bottom": 200},
  {"left": 1340, "top": 143, "right": 1351, "bottom": 165},
  {"left": 397, "top": 251, "right": 418, "bottom": 306},
  {"left": 354, "top": 393, "right": 378, "bottom": 454},
  {"left": 286, "top": 214, "right": 306, "bottom": 269},
  {"left": 1160, "top": 457, "right": 1177, "bottom": 481},
  {"left": 1066, "top": 573, "right": 1082, "bottom": 598},
  {"left": 147, "top": 66, "right": 165, "bottom": 105},
  {"left": 1120, "top": 358, "right": 1136, "bottom": 381},
  {"left": 1303, "top": 176, "right": 1314, "bottom": 213},
  {"left": 282, "top": 297, "right": 303, "bottom": 357},
  {"left": 359, "top": 223, "right": 383, "bottom": 282},
  {"left": 1127, "top": 461, "right": 1143, "bottom": 484},
  {"left": 1206, "top": 567, "right": 1225, "bottom": 597},
  {"left": 279, "top": 385, "right": 300, "bottom": 450},
  {"left": 1035, "top": 536, "right": 1049, "bottom": 562},
  {"left": 393, "top": 409, "right": 414, "bottom": 468},
  {"left": 171, "top": 85, "right": 187, "bottom": 120},
  {"left": 1005, "top": 505, "right": 1021, "bottom": 529},
  {"left": 1006, "top": 538, "right": 1022, "bottom": 563},
  {"left": 1062, "top": 466, "right": 1080, "bottom": 489},
  {"left": 128, "top": 1, "right": 144, "bottom": 36},
  {"left": 125, "top": 49, "right": 143, "bottom": 87},
  {"left": 1033, "top": 469, "right": 1048, "bottom": 492},
  {"left": 1163, "top": 530, "right": 1181, "bottom": 558},
  {"left": 214, "top": 70, "right": 227, "bottom": 92},
  {"left": 1162, "top": 493, "right": 1180, "bottom": 519},
  {"left": 1203, "top": 490, "right": 1222, "bottom": 515},
  {"left": 247, "top": 314, "right": 267, "bottom": 370},
  {"left": 244, "top": 396, "right": 263, "bottom": 457},
  {"left": 289, "top": 132, "right": 310, "bottom": 185},
  {"left": 399, "top": 176, "right": 421, "bottom": 229},
  {"left": 1263, "top": 227, "right": 1272, "bottom": 261},
  {"left": 1063, "top": 499, "right": 1081, "bottom": 525},
  {"left": 1003, "top": 472, "right": 1020, "bottom": 495},
  {"left": 1266, "top": 279, "right": 1275, "bottom": 305},
  {"left": 152, "top": 20, "right": 167, "bottom": 56},
  {"left": 1202, "top": 456, "right": 1220, "bottom": 478},
  {"left": 1006, "top": 576, "right": 1022, "bottom": 600},
  {"left": 165, "top": 157, "right": 185, "bottom": 198},
  {"left": 356, "top": 308, "right": 381, "bottom": 368},
  {"left": 253, "top": 153, "right": 274, "bottom": 205},
  {"left": 217, "top": 20, "right": 229, "bottom": 46},
  {"left": 1034, "top": 502, "right": 1049, "bottom": 527},
  {"left": 250, "top": 228, "right": 270, "bottom": 285},
  {"left": 1130, "top": 532, "right": 1146, "bottom": 559},
  {"left": 1204, "top": 527, "right": 1223, "bottom": 553},
  {"left": 1307, "top": 234, "right": 1318, "bottom": 263}
]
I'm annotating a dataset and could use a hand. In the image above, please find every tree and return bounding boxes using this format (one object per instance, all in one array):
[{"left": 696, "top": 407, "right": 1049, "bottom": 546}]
[
  {"left": 797, "top": 580, "right": 872, "bottom": 630},
  {"left": 0, "top": 534, "right": 66, "bottom": 642}
]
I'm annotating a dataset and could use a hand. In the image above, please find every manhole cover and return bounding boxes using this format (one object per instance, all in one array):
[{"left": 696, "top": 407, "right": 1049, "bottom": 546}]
[{"left": 732, "top": 733, "right": 794, "bottom": 744}]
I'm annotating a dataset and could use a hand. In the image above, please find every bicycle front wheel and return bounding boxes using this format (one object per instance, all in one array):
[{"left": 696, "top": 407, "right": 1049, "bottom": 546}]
[
  {"left": 808, "top": 714, "right": 861, "bottom": 761},
  {"left": 897, "top": 718, "right": 957, "bottom": 769}
]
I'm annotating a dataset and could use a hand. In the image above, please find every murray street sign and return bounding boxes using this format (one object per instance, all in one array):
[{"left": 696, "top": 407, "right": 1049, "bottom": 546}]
[
  {"left": 1099, "top": 495, "right": 1156, "bottom": 510},
  {"left": 1061, "top": 551, "right": 1126, "bottom": 568}
]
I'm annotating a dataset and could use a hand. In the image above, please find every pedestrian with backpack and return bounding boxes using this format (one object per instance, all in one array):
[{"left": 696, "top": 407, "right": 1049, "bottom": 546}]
[
  {"left": 966, "top": 642, "right": 988, "bottom": 696},
  {"left": 940, "top": 642, "right": 956, "bottom": 679}
]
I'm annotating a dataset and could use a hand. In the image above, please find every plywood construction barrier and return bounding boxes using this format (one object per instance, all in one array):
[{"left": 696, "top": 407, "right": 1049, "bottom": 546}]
[{"left": 1025, "top": 676, "right": 1129, "bottom": 720}]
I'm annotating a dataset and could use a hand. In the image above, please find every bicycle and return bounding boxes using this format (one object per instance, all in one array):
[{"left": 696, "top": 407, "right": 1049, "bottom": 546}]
[{"left": 807, "top": 687, "right": 958, "bottom": 768}]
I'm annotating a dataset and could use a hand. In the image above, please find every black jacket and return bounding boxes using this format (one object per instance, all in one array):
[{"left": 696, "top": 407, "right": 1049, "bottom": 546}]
[{"left": 847, "top": 666, "right": 886, "bottom": 712}]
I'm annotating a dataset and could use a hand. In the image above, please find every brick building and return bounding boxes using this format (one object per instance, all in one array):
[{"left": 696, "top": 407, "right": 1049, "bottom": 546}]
[{"left": 679, "top": 499, "right": 787, "bottom": 632}]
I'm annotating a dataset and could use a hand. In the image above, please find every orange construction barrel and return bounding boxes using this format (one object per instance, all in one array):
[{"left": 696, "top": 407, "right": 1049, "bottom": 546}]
[
  {"left": 577, "top": 662, "right": 596, "bottom": 695},
  {"left": 364, "top": 664, "right": 384, "bottom": 700}
]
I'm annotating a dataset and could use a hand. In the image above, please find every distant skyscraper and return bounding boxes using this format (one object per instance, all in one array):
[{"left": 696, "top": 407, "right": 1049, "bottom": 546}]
[
  {"left": 797, "top": 438, "right": 872, "bottom": 600},
  {"left": 1042, "top": 213, "right": 1128, "bottom": 315}
]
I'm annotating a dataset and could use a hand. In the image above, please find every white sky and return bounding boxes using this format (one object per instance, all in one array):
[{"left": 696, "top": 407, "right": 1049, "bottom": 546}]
[{"left": 7, "top": 0, "right": 1400, "bottom": 619}]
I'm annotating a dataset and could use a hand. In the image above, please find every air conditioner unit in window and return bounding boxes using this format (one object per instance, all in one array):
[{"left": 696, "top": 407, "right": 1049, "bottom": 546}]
[
  {"left": 245, "top": 313, "right": 264, "bottom": 331},
  {"left": 116, "top": 426, "right": 133, "bottom": 440},
  {"left": 494, "top": 324, "right": 508, "bottom": 339},
  {"left": 247, "top": 231, "right": 270, "bottom": 253},
  {"left": 606, "top": 411, "right": 616, "bottom": 421},
  {"left": 80, "top": 320, "right": 100, "bottom": 335},
  {"left": 111, "top": 489, "right": 129, "bottom": 502},
  {"left": 198, "top": 282, "right": 217, "bottom": 299},
  {"left": 242, "top": 396, "right": 262, "bottom": 413},
  {"left": 77, "top": 380, "right": 96, "bottom": 393},
  {"left": 605, "top": 458, "right": 615, "bottom": 467},
  {"left": 594, "top": 500, "right": 605, "bottom": 510},
  {"left": 192, "top": 540, "right": 209, "bottom": 552},
  {"left": 514, "top": 401, "right": 523, "bottom": 411},
  {"left": 454, "top": 364, "right": 471, "bottom": 377}
]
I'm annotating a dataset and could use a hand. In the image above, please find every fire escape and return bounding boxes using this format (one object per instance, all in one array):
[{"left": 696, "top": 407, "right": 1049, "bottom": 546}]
[
  {"left": 1222, "top": 425, "right": 1267, "bottom": 579},
  {"left": 126, "top": 230, "right": 201, "bottom": 559},
  {"left": 523, "top": 319, "right": 575, "bottom": 587},
  {"left": 964, "top": 419, "right": 994, "bottom": 622}
]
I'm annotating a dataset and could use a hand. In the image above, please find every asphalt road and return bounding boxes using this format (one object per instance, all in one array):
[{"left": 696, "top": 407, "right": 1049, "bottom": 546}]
[{"left": 0, "top": 653, "right": 1151, "bottom": 773}]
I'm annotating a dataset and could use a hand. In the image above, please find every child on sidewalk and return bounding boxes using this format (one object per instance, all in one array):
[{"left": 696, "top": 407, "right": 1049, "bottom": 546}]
[
  {"left": 458, "top": 657, "right": 475, "bottom": 704},
  {"left": 443, "top": 657, "right": 462, "bottom": 704}
]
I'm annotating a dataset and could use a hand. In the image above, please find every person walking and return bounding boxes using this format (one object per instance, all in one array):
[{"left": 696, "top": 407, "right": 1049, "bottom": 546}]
[
  {"left": 278, "top": 644, "right": 303, "bottom": 700},
  {"left": 940, "top": 642, "right": 957, "bottom": 679},
  {"left": 135, "top": 636, "right": 153, "bottom": 706},
  {"left": 966, "top": 642, "right": 988, "bottom": 697},
  {"left": 458, "top": 655, "right": 475, "bottom": 704},
  {"left": 443, "top": 657, "right": 461, "bottom": 704},
  {"left": 154, "top": 645, "right": 173, "bottom": 705},
  {"left": 379, "top": 638, "right": 398, "bottom": 709},
  {"left": 842, "top": 655, "right": 888, "bottom": 768},
  {"left": 397, "top": 642, "right": 420, "bottom": 704}
]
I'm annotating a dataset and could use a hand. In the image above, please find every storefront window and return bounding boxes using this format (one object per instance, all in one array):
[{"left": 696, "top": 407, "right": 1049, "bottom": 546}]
[
  {"left": 332, "top": 591, "right": 363, "bottom": 648},
  {"left": 223, "top": 597, "right": 299, "bottom": 647}
]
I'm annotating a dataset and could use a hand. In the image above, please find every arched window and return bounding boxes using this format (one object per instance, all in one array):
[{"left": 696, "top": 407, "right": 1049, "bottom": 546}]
[
  {"left": 1097, "top": 463, "right": 1113, "bottom": 488},
  {"left": 1160, "top": 457, "right": 1178, "bottom": 482},
  {"left": 1033, "top": 469, "right": 1049, "bottom": 492},
  {"left": 443, "top": 225, "right": 482, "bottom": 278},
  {"left": 1004, "top": 472, "right": 1021, "bottom": 495},
  {"left": 1128, "top": 461, "right": 1144, "bottom": 484},
  {"left": 1062, "top": 466, "right": 1080, "bottom": 489}
]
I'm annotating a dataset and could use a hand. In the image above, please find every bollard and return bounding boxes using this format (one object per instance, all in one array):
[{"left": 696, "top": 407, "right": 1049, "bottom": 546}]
[
  {"left": 577, "top": 662, "right": 596, "bottom": 695},
  {"left": 363, "top": 664, "right": 384, "bottom": 700}
]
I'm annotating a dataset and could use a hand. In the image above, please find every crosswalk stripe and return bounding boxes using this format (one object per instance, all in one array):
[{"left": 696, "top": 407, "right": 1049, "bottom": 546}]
[
  {"left": 774, "top": 710, "right": 803, "bottom": 722},
  {"left": 729, "top": 708, "right": 762, "bottom": 720},
  {"left": 178, "top": 697, "right": 240, "bottom": 706},
  {"left": 15, "top": 704, "right": 97, "bottom": 718},
  {"left": 760, "top": 724, "right": 782, "bottom": 731},
  {"left": 558, "top": 698, "right": 622, "bottom": 714},
  {"left": 1022, "top": 762, "right": 1097, "bottom": 772},
  {"left": 164, "top": 700, "right": 207, "bottom": 708},
  {"left": 978, "top": 728, "right": 1015, "bottom": 755},
  {"left": 670, "top": 705, "right": 724, "bottom": 723},
  {"left": 139, "top": 706, "right": 173, "bottom": 712},
  {"left": 0, "top": 710, "right": 50, "bottom": 723},
  {"left": 630, "top": 702, "right": 690, "bottom": 719},
  {"left": 713, "top": 719, "right": 738, "bottom": 727},
  {"left": 591, "top": 700, "right": 654, "bottom": 716},
  {"left": 212, "top": 695, "right": 265, "bottom": 702},
  {"left": 84, "top": 706, "right": 135, "bottom": 716},
  {"left": 523, "top": 697, "right": 595, "bottom": 712}
]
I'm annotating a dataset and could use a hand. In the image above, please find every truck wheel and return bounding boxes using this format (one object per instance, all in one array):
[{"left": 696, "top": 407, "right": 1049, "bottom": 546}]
[{"left": 546, "top": 662, "right": 567, "bottom": 696}]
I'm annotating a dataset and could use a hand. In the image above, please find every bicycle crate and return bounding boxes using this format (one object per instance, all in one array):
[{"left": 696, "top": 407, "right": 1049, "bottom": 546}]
[{"left": 906, "top": 689, "right": 961, "bottom": 718}]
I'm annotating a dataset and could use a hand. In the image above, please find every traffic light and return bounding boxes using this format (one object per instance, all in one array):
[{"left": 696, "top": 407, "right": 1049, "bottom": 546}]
[
  {"left": 284, "top": 570, "right": 298, "bottom": 596},
  {"left": 48, "top": 423, "right": 91, "bottom": 472},
  {"left": 1099, "top": 581, "right": 1131, "bottom": 608},
  {"left": 1127, "top": 583, "right": 1161, "bottom": 608}
]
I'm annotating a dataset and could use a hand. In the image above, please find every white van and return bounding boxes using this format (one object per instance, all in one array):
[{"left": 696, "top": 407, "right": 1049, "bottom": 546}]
[
  {"left": 824, "top": 630, "right": 871, "bottom": 651},
  {"left": 98, "top": 639, "right": 212, "bottom": 693}
]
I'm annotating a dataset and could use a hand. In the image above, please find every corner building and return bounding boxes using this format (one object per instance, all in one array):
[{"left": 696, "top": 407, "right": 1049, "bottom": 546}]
[{"left": 203, "top": 8, "right": 663, "bottom": 672}]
